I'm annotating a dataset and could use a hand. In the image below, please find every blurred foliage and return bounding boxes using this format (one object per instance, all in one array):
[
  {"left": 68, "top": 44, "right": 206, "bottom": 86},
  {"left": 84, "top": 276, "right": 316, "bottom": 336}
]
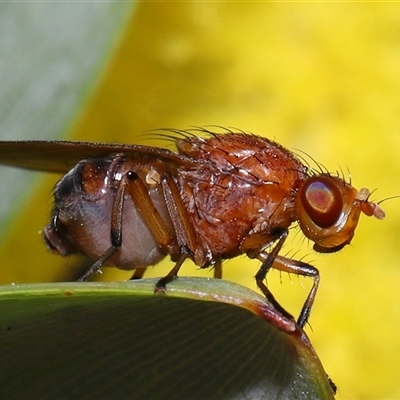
[{"left": 0, "top": 2, "right": 399, "bottom": 399}]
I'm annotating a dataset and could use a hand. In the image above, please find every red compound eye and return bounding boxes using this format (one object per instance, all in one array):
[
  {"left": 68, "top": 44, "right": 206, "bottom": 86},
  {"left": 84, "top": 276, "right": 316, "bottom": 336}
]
[{"left": 301, "top": 176, "right": 343, "bottom": 228}]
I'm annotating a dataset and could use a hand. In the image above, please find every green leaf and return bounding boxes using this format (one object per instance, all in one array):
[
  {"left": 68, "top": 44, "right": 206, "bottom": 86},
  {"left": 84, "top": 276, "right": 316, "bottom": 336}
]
[{"left": 0, "top": 278, "right": 335, "bottom": 399}]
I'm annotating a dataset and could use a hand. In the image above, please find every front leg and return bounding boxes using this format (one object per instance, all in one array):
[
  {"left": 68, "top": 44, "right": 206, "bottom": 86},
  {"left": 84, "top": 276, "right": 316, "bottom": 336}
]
[{"left": 255, "top": 229, "right": 320, "bottom": 328}]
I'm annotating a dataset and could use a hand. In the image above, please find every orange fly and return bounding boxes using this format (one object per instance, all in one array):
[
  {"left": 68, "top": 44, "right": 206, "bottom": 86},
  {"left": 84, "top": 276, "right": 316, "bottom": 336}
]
[{"left": 0, "top": 128, "right": 384, "bottom": 327}]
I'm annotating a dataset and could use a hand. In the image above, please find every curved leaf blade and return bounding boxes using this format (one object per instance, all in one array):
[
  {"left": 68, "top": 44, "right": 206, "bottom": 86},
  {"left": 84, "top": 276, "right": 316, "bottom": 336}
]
[{"left": 0, "top": 278, "right": 335, "bottom": 399}]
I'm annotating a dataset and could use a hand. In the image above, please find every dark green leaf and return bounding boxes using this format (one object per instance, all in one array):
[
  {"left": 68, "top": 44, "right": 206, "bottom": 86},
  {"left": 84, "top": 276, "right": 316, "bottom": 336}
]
[{"left": 0, "top": 278, "right": 335, "bottom": 399}]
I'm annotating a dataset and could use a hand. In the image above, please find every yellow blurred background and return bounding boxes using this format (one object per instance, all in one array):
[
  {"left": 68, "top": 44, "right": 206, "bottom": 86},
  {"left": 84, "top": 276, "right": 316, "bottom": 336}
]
[{"left": 1, "top": 3, "right": 400, "bottom": 398}]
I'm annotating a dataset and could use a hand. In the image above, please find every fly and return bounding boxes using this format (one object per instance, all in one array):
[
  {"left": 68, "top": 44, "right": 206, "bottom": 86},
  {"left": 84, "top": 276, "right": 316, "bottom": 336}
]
[{"left": 0, "top": 128, "right": 384, "bottom": 328}]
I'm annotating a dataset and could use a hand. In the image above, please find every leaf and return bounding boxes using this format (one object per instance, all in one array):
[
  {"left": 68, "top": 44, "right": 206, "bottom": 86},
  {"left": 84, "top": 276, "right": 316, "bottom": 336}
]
[{"left": 0, "top": 278, "right": 335, "bottom": 400}]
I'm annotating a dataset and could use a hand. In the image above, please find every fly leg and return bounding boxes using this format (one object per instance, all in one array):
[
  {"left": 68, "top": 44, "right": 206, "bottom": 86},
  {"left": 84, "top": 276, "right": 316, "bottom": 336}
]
[
  {"left": 131, "top": 268, "right": 147, "bottom": 280},
  {"left": 78, "top": 172, "right": 127, "bottom": 281},
  {"left": 154, "top": 253, "right": 188, "bottom": 291},
  {"left": 255, "top": 229, "right": 320, "bottom": 328},
  {"left": 157, "top": 255, "right": 222, "bottom": 290},
  {"left": 154, "top": 175, "right": 197, "bottom": 291},
  {"left": 271, "top": 256, "right": 320, "bottom": 328},
  {"left": 254, "top": 230, "right": 294, "bottom": 322},
  {"left": 79, "top": 169, "right": 175, "bottom": 281},
  {"left": 213, "top": 260, "right": 222, "bottom": 279}
]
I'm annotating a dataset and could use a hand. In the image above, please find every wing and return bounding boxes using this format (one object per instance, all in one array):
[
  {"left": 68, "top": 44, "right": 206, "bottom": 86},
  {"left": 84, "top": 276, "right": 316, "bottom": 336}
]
[{"left": 0, "top": 140, "right": 198, "bottom": 174}]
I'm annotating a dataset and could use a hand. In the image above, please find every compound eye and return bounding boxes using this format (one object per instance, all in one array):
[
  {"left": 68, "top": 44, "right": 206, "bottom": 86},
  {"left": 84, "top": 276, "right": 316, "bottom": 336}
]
[{"left": 301, "top": 176, "right": 343, "bottom": 228}]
